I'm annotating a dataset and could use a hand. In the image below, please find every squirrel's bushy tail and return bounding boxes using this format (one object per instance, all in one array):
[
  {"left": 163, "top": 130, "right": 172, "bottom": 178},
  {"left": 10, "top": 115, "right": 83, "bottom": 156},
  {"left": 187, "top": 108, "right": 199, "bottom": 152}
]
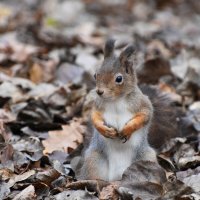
[{"left": 140, "top": 85, "right": 179, "bottom": 149}]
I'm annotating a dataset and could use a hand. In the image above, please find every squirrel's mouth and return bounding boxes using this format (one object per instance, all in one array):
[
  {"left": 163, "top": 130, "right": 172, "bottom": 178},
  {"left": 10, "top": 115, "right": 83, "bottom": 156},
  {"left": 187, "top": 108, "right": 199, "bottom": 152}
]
[
  {"left": 99, "top": 94, "right": 124, "bottom": 102},
  {"left": 98, "top": 94, "right": 114, "bottom": 101}
]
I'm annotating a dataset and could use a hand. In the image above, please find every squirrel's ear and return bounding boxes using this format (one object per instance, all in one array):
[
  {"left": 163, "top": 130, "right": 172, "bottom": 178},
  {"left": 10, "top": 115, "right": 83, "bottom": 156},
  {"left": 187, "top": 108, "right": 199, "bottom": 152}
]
[
  {"left": 104, "top": 39, "right": 115, "bottom": 58},
  {"left": 119, "top": 45, "right": 136, "bottom": 73}
]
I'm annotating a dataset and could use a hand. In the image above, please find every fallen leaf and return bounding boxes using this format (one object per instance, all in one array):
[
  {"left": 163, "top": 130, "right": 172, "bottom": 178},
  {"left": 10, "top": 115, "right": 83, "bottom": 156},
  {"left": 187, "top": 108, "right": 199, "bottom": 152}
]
[
  {"left": 8, "top": 170, "right": 36, "bottom": 188},
  {"left": 51, "top": 176, "right": 68, "bottom": 188},
  {"left": 0, "top": 81, "right": 23, "bottom": 103},
  {"left": 0, "top": 109, "right": 15, "bottom": 122},
  {"left": 117, "top": 161, "right": 167, "bottom": 199},
  {"left": 12, "top": 136, "right": 43, "bottom": 153},
  {"left": 42, "top": 118, "right": 85, "bottom": 154},
  {"left": 0, "top": 122, "right": 13, "bottom": 164},
  {"left": 28, "top": 83, "right": 57, "bottom": 99},
  {"left": 55, "top": 62, "right": 85, "bottom": 84},
  {"left": 16, "top": 99, "right": 52, "bottom": 123},
  {"left": 0, "top": 180, "right": 10, "bottom": 200},
  {"left": 53, "top": 190, "right": 98, "bottom": 200},
  {"left": 29, "top": 59, "right": 57, "bottom": 83},
  {"left": 11, "top": 150, "right": 30, "bottom": 169},
  {"left": 145, "top": 39, "right": 172, "bottom": 60},
  {"left": 0, "top": 143, "right": 13, "bottom": 164},
  {"left": 52, "top": 160, "right": 70, "bottom": 176},
  {"left": 99, "top": 184, "right": 119, "bottom": 200},
  {"left": 173, "top": 143, "right": 200, "bottom": 170},
  {"left": 158, "top": 82, "right": 182, "bottom": 103},
  {"left": 0, "top": 168, "right": 14, "bottom": 181},
  {"left": 162, "top": 180, "right": 194, "bottom": 200},
  {"left": 13, "top": 185, "right": 36, "bottom": 200},
  {"left": 66, "top": 179, "right": 109, "bottom": 193},
  {"left": 33, "top": 182, "right": 50, "bottom": 199},
  {"left": 157, "top": 152, "right": 176, "bottom": 172},
  {"left": 179, "top": 193, "right": 200, "bottom": 200},
  {"left": 44, "top": 0, "right": 85, "bottom": 26},
  {"left": 76, "top": 52, "right": 98, "bottom": 75},
  {"left": 29, "top": 63, "right": 43, "bottom": 84},
  {"left": 36, "top": 168, "right": 60, "bottom": 187},
  {"left": 176, "top": 167, "right": 200, "bottom": 193},
  {"left": 177, "top": 58, "right": 200, "bottom": 99},
  {"left": 185, "top": 58, "right": 200, "bottom": 88}
]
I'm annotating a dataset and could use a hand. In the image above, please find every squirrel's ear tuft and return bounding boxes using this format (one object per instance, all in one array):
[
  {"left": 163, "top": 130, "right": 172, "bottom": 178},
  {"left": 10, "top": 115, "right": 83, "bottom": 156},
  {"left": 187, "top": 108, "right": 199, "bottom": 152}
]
[
  {"left": 104, "top": 39, "right": 115, "bottom": 58},
  {"left": 119, "top": 45, "right": 136, "bottom": 63},
  {"left": 119, "top": 45, "right": 136, "bottom": 73}
]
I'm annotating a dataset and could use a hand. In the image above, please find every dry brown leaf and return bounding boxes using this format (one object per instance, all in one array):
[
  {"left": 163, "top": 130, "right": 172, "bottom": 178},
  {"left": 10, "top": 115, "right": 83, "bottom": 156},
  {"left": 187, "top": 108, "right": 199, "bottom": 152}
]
[
  {"left": 0, "top": 168, "right": 15, "bottom": 181},
  {"left": 159, "top": 82, "right": 176, "bottom": 93},
  {"left": 0, "top": 109, "right": 16, "bottom": 122},
  {"left": 99, "top": 184, "right": 119, "bottom": 200},
  {"left": 0, "top": 122, "right": 13, "bottom": 164},
  {"left": 177, "top": 172, "right": 200, "bottom": 193},
  {"left": 30, "top": 60, "right": 57, "bottom": 84},
  {"left": 158, "top": 82, "right": 182, "bottom": 103},
  {"left": 8, "top": 170, "right": 36, "bottom": 188},
  {"left": 0, "top": 144, "right": 13, "bottom": 164},
  {"left": 30, "top": 63, "right": 43, "bottom": 84},
  {"left": 146, "top": 39, "right": 172, "bottom": 60},
  {"left": 116, "top": 161, "right": 166, "bottom": 199},
  {"left": 66, "top": 179, "right": 110, "bottom": 192},
  {"left": 13, "top": 185, "right": 36, "bottom": 200},
  {"left": 0, "top": 32, "right": 41, "bottom": 63},
  {"left": 42, "top": 118, "right": 85, "bottom": 154},
  {"left": 36, "top": 168, "right": 61, "bottom": 187}
]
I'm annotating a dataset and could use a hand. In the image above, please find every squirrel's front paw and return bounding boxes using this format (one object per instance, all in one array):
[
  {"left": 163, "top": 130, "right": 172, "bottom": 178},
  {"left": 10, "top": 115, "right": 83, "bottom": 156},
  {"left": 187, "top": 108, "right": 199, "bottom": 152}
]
[
  {"left": 94, "top": 122, "right": 118, "bottom": 139},
  {"left": 120, "top": 124, "right": 135, "bottom": 142},
  {"left": 104, "top": 127, "right": 118, "bottom": 139}
]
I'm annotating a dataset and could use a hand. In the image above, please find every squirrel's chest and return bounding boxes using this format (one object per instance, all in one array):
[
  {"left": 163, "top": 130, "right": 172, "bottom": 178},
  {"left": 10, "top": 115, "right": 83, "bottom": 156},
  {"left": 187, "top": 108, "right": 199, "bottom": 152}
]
[{"left": 103, "top": 99, "right": 133, "bottom": 131}]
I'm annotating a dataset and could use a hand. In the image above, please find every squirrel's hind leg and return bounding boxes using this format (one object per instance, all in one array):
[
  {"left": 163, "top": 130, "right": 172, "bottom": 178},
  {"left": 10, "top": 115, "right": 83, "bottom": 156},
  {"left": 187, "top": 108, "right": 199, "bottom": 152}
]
[
  {"left": 137, "top": 145, "right": 157, "bottom": 162},
  {"left": 78, "top": 150, "right": 108, "bottom": 180}
]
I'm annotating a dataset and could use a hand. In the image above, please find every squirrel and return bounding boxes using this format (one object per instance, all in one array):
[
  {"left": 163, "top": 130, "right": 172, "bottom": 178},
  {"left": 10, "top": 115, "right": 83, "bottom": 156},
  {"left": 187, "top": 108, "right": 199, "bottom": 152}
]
[{"left": 71, "top": 39, "right": 178, "bottom": 181}]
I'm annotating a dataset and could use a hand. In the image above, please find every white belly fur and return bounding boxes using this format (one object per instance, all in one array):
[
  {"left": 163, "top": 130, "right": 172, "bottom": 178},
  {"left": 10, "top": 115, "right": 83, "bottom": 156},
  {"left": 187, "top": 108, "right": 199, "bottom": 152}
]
[
  {"left": 103, "top": 99, "right": 146, "bottom": 181},
  {"left": 103, "top": 98, "right": 133, "bottom": 131}
]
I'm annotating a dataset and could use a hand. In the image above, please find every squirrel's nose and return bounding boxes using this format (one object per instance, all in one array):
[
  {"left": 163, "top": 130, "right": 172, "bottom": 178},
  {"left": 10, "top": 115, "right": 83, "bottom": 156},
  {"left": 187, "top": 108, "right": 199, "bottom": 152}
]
[{"left": 96, "top": 89, "right": 104, "bottom": 96}]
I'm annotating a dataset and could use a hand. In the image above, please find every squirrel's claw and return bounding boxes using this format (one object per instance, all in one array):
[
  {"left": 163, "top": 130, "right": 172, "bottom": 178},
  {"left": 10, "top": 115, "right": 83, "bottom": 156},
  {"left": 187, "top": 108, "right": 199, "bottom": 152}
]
[
  {"left": 123, "top": 137, "right": 127, "bottom": 143},
  {"left": 120, "top": 136, "right": 127, "bottom": 143}
]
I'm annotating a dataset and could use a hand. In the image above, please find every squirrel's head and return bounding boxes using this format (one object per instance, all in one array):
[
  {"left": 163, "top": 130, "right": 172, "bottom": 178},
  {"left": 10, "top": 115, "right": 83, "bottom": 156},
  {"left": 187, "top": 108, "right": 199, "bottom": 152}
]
[{"left": 94, "top": 39, "right": 137, "bottom": 101}]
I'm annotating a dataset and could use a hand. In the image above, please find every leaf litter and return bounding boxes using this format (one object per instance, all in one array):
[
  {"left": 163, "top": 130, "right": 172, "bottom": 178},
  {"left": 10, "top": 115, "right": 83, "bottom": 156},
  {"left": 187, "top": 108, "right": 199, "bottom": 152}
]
[{"left": 0, "top": 0, "right": 200, "bottom": 199}]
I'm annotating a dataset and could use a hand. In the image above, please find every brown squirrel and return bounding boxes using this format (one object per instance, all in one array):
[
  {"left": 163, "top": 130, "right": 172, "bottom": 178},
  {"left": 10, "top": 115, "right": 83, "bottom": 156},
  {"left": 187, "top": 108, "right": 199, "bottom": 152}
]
[{"left": 71, "top": 39, "right": 178, "bottom": 181}]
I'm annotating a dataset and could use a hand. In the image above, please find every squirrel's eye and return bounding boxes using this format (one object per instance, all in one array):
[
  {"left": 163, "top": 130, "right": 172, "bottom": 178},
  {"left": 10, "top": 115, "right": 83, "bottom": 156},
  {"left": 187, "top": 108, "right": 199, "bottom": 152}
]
[
  {"left": 115, "top": 75, "right": 123, "bottom": 84},
  {"left": 94, "top": 73, "right": 96, "bottom": 80}
]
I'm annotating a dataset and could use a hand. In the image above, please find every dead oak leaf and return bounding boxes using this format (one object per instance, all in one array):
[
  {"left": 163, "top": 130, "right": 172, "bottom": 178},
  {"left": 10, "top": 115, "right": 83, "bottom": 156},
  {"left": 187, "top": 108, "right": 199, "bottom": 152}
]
[
  {"left": 42, "top": 119, "right": 85, "bottom": 154},
  {"left": 0, "top": 122, "right": 13, "bottom": 164},
  {"left": 0, "top": 109, "right": 15, "bottom": 122},
  {"left": 0, "top": 168, "right": 14, "bottom": 181},
  {"left": 29, "top": 63, "right": 43, "bottom": 84},
  {"left": 53, "top": 190, "right": 98, "bottom": 200},
  {"left": 36, "top": 168, "right": 61, "bottom": 187},
  {"left": 13, "top": 185, "right": 36, "bottom": 200},
  {"left": 30, "top": 59, "right": 57, "bottom": 84},
  {"left": 0, "top": 181, "right": 10, "bottom": 200},
  {"left": 8, "top": 170, "right": 36, "bottom": 188},
  {"left": 99, "top": 184, "right": 120, "bottom": 200}
]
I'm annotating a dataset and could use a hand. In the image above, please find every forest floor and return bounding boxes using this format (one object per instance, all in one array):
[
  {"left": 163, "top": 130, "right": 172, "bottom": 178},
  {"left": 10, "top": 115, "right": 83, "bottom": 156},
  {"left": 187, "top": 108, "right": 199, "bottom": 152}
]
[{"left": 0, "top": 0, "right": 200, "bottom": 199}]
